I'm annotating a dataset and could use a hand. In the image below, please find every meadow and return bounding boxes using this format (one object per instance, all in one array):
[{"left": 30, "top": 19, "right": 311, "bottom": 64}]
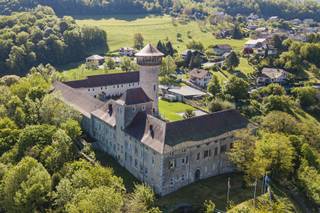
[{"left": 76, "top": 15, "right": 247, "bottom": 53}]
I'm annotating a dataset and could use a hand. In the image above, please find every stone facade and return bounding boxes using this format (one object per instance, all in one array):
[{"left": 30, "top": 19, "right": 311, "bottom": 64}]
[{"left": 53, "top": 44, "right": 251, "bottom": 196}]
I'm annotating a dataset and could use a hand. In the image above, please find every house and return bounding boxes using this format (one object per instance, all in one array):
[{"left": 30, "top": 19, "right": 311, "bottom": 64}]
[
  {"left": 244, "top": 38, "right": 267, "bottom": 49},
  {"left": 168, "top": 85, "right": 207, "bottom": 102},
  {"left": 212, "top": 44, "right": 232, "bottom": 56},
  {"left": 256, "top": 68, "right": 289, "bottom": 85},
  {"left": 86, "top": 55, "right": 105, "bottom": 68},
  {"left": 119, "top": 47, "right": 137, "bottom": 57},
  {"left": 53, "top": 44, "right": 251, "bottom": 196},
  {"left": 189, "top": 68, "right": 212, "bottom": 88}
]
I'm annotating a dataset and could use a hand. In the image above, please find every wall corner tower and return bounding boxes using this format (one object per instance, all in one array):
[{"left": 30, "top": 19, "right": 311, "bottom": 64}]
[{"left": 136, "top": 44, "right": 164, "bottom": 115}]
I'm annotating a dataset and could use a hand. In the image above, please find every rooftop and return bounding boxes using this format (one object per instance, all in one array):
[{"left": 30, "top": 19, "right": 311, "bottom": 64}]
[
  {"left": 63, "top": 72, "right": 139, "bottom": 88},
  {"left": 125, "top": 109, "right": 250, "bottom": 153},
  {"left": 119, "top": 87, "right": 152, "bottom": 105},
  {"left": 86, "top": 55, "right": 105, "bottom": 60},
  {"left": 261, "top": 67, "right": 288, "bottom": 79},
  {"left": 169, "top": 86, "right": 207, "bottom": 97},
  {"left": 52, "top": 81, "right": 105, "bottom": 118},
  {"left": 135, "top": 44, "right": 164, "bottom": 57},
  {"left": 189, "top": 68, "right": 210, "bottom": 79}
]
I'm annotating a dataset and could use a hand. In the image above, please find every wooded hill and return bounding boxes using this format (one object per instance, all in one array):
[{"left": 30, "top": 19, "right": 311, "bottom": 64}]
[
  {"left": 0, "top": 6, "right": 107, "bottom": 75},
  {"left": 1, "top": 0, "right": 320, "bottom": 21}
]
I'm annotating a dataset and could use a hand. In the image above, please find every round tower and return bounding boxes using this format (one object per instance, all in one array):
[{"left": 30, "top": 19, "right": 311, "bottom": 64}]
[{"left": 136, "top": 44, "right": 164, "bottom": 115}]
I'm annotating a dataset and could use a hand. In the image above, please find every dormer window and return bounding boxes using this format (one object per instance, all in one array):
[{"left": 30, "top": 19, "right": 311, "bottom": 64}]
[
  {"left": 149, "top": 125, "right": 154, "bottom": 138},
  {"left": 108, "top": 104, "right": 113, "bottom": 115}
]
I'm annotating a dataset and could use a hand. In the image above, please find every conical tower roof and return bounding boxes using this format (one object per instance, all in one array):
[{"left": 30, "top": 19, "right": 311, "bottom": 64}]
[{"left": 135, "top": 44, "right": 164, "bottom": 57}]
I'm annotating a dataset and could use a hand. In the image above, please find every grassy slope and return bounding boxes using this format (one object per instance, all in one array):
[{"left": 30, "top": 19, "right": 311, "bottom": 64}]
[
  {"left": 76, "top": 15, "right": 247, "bottom": 53},
  {"left": 157, "top": 173, "right": 264, "bottom": 212}
]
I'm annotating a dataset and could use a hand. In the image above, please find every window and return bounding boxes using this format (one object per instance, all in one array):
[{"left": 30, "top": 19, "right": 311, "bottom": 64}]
[
  {"left": 221, "top": 145, "right": 227, "bottom": 153},
  {"left": 214, "top": 147, "right": 218, "bottom": 156},
  {"left": 134, "top": 159, "right": 138, "bottom": 168},
  {"left": 186, "top": 156, "right": 188, "bottom": 164},
  {"left": 170, "top": 178, "right": 174, "bottom": 186},
  {"left": 204, "top": 150, "right": 209, "bottom": 158},
  {"left": 154, "top": 84, "right": 156, "bottom": 91},
  {"left": 196, "top": 153, "right": 200, "bottom": 160},
  {"left": 169, "top": 159, "right": 175, "bottom": 169},
  {"left": 88, "top": 88, "right": 90, "bottom": 91},
  {"left": 182, "top": 175, "right": 185, "bottom": 181},
  {"left": 182, "top": 158, "right": 185, "bottom": 164}
]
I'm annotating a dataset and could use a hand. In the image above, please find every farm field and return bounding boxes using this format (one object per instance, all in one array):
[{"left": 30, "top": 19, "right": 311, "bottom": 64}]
[{"left": 76, "top": 15, "right": 247, "bottom": 53}]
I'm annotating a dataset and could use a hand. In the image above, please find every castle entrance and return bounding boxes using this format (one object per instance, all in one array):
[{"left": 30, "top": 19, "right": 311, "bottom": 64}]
[{"left": 195, "top": 169, "right": 201, "bottom": 181}]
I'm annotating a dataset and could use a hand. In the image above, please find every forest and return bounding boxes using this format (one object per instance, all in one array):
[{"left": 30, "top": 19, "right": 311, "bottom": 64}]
[
  {"left": 1, "top": 0, "right": 320, "bottom": 21},
  {"left": 0, "top": 6, "right": 107, "bottom": 75}
]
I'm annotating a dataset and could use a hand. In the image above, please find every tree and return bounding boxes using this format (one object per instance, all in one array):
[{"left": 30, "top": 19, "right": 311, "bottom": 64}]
[
  {"left": 228, "top": 129, "right": 259, "bottom": 179},
  {"left": 260, "top": 83, "right": 286, "bottom": 97},
  {"left": 120, "top": 56, "right": 137, "bottom": 72},
  {"left": 203, "top": 200, "right": 215, "bottom": 213},
  {"left": 231, "top": 24, "right": 243, "bottom": 39},
  {"left": 255, "top": 133, "right": 295, "bottom": 178},
  {"left": 183, "top": 109, "right": 195, "bottom": 119},
  {"left": 186, "top": 40, "right": 204, "bottom": 52},
  {"left": 1, "top": 157, "right": 51, "bottom": 212},
  {"left": 208, "top": 98, "right": 235, "bottom": 113},
  {"left": 55, "top": 160, "right": 124, "bottom": 209},
  {"left": 292, "top": 86, "right": 318, "bottom": 108},
  {"left": 126, "top": 184, "right": 160, "bottom": 213},
  {"left": 134, "top": 33, "right": 144, "bottom": 50},
  {"left": 61, "top": 119, "right": 82, "bottom": 141},
  {"left": 224, "top": 51, "right": 239, "bottom": 71},
  {"left": 207, "top": 75, "right": 221, "bottom": 96},
  {"left": 223, "top": 76, "right": 249, "bottom": 101},
  {"left": 40, "top": 129, "right": 76, "bottom": 173},
  {"left": 104, "top": 57, "right": 116, "bottom": 70},
  {"left": 65, "top": 186, "right": 124, "bottom": 213},
  {"left": 262, "top": 95, "right": 293, "bottom": 113},
  {"left": 160, "top": 56, "right": 176, "bottom": 77},
  {"left": 17, "top": 124, "right": 57, "bottom": 160},
  {"left": 262, "top": 111, "right": 298, "bottom": 134}
]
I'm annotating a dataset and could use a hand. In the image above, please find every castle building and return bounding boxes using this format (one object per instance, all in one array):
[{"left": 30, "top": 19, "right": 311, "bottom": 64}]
[{"left": 53, "top": 44, "right": 251, "bottom": 195}]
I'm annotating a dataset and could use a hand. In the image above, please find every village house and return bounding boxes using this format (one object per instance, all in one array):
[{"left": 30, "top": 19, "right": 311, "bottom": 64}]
[
  {"left": 53, "top": 44, "right": 251, "bottom": 196},
  {"left": 86, "top": 55, "right": 105, "bottom": 68},
  {"left": 119, "top": 47, "right": 137, "bottom": 57},
  {"left": 189, "top": 68, "right": 212, "bottom": 88},
  {"left": 256, "top": 67, "right": 289, "bottom": 85},
  {"left": 212, "top": 44, "right": 232, "bottom": 56},
  {"left": 244, "top": 38, "right": 267, "bottom": 49}
]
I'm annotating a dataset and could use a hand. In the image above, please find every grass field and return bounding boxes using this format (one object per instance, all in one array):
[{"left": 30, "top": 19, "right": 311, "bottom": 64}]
[
  {"left": 159, "top": 99, "right": 196, "bottom": 121},
  {"left": 76, "top": 15, "right": 247, "bottom": 53}
]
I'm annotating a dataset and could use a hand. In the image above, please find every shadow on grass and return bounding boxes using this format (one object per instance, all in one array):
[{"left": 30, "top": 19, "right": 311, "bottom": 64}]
[
  {"left": 157, "top": 173, "right": 263, "bottom": 213},
  {"left": 94, "top": 149, "right": 140, "bottom": 193}
]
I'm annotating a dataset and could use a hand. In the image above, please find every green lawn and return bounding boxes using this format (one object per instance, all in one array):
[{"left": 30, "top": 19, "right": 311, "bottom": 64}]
[
  {"left": 159, "top": 99, "right": 196, "bottom": 121},
  {"left": 76, "top": 15, "right": 247, "bottom": 53},
  {"left": 238, "top": 57, "right": 255, "bottom": 75}
]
